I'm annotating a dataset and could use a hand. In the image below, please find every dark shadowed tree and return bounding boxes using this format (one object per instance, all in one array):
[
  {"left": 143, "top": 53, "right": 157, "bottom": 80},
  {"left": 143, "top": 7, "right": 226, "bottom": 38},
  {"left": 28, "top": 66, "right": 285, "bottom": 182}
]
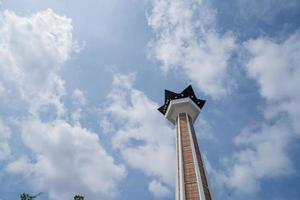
[
  {"left": 74, "top": 195, "right": 84, "bottom": 200},
  {"left": 20, "top": 193, "right": 42, "bottom": 200}
]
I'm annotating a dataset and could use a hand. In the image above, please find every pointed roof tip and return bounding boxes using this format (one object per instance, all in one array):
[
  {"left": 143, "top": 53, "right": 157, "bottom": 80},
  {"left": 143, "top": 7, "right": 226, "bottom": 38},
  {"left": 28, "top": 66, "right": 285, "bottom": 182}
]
[
  {"left": 158, "top": 105, "right": 165, "bottom": 114},
  {"left": 199, "top": 99, "right": 206, "bottom": 108},
  {"left": 183, "top": 84, "right": 192, "bottom": 90},
  {"left": 165, "top": 89, "right": 177, "bottom": 95},
  {"left": 165, "top": 89, "right": 178, "bottom": 100},
  {"left": 182, "top": 84, "right": 195, "bottom": 95}
]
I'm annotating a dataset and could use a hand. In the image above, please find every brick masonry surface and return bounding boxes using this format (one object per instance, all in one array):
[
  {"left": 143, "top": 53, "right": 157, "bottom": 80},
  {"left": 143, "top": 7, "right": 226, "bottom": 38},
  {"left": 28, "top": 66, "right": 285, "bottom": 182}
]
[{"left": 177, "top": 113, "right": 212, "bottom": 200}]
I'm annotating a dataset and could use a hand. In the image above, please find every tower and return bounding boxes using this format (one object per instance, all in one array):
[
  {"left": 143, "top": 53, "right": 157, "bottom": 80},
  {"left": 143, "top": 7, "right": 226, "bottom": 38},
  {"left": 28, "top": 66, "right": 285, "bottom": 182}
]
[{"left": 158, "top": 85, "right": 212, "bottom": 200}]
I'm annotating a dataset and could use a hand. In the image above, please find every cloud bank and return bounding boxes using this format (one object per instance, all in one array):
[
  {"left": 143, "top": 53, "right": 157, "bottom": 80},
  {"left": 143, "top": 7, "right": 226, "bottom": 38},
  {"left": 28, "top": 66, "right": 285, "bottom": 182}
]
[
  {"left": 148, "top": 0, "right": 236, "bottom": 97},
  {"left": 101, "top": 73, "right": 175, "bottom": 198},
  {"left": 219, "top": 30, "right": 300, "bottom": 194},
  {"left": 0, "top": 9, "right": 126, "bottom": 200}
]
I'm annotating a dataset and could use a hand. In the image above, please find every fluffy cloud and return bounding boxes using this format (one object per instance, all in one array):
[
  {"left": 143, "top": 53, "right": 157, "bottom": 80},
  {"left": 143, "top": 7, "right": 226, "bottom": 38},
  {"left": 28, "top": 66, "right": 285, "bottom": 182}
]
[
  {"left": 72, "top": 89, "right": 86, "bottom": 106},
  {"left": 101, "top": 73, "right": 175, "bottom": 197},
  {"left": 0, "top": 9, "right": 127, "bottom": 200},
  {"left": 0, "top": 9, "right": 78, "bottom": 116},
  {"left": 71, "top": 89, "right": 87, "bottom": 124},
  {"left": 220, "top": 30, "right": 300, "bottom": 194},
  {"left": 0, "top": 119, "right": 11, "bottom": 160},
  {"left": 148, "top": 179, "right": 171, "bottom": 199},
  {"left": 245, "top": 30, "right": 300, "bottom": 133},
  {"left": 148, "top": 0, "right": 236, "bottom": 97},
  {"left": 0, "top": 83, "right": 4, "bottom": 96},
  {"left": 224, "top": 123, "right": 294, "bottom": 194},
  {"left": 7, "top": 119, "right": 126, "bottom": 200}
]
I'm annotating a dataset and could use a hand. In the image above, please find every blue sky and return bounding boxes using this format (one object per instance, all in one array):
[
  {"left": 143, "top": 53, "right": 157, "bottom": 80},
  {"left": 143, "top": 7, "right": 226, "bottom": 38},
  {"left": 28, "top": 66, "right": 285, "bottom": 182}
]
[{"left": 0, "top": 0, "right": 300, "bottom": 200}]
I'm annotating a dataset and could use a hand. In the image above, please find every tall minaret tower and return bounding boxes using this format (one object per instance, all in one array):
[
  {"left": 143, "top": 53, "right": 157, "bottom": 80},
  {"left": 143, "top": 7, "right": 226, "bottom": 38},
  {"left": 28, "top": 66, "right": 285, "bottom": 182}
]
[{"left": 158, "top": 85, "right": 212, "bottom": 200}]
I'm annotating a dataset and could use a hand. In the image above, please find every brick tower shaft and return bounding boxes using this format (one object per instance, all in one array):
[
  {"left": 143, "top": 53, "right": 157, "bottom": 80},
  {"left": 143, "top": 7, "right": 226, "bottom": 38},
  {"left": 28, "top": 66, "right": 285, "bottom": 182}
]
[{"left": 176, "top": 113, "right": 212, "bottom": 200}]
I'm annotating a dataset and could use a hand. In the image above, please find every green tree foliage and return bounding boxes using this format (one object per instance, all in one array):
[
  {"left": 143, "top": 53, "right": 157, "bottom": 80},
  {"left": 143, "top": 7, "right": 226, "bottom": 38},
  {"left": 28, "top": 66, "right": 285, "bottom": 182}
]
[
  {"left": 20, "top": 193, "right": 85, "bottom": 200},
  {"left": 74, "top": 195, "right": 84, "bottom": 200},
  {"left": 20, "top": 193, "right": 42, "bottom": 200}
]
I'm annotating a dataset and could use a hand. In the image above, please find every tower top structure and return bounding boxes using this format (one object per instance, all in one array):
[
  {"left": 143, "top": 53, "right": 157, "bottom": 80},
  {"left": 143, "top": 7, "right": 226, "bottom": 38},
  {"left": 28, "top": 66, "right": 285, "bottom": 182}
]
[
  {"left": 158, "top": 85, "right": 206, "bottom": 124},
  {"left": 158, "top": 85, "right": 212, "bottom": 200}
]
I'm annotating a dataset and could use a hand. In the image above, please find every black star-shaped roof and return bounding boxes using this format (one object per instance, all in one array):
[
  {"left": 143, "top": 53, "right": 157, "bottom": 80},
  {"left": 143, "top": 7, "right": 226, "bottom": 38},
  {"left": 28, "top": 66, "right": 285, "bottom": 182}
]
[{"left": 158, "top": 85, "right": 206, "bottom": 115}]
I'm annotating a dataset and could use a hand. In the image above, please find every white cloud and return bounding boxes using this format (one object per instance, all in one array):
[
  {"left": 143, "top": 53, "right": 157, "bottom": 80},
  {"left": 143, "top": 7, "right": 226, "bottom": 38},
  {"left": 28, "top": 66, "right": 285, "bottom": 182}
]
[
  {"left": 219, "top": 30, "right": 300, "bottom": 194},
  {"left": 0, "top": 9, "right": 79, "bottom": 116},
  {"left": 0, "top": 119, "right": 11, "bottom": 160},
  {"left": 225, "top": 123, "right": 294, "bottom": 194},
  {"left": 245, "top": 30, "right": 300, "bottom": 133},
  {"left": 148, "top": 179, "right": 171, "bottom": 199},
  {"left": 73, "top": 89, "right": 86, "bottom": 106},
  {"left": 100, "top": 117, "right": 115, "bottom": 134},
  {"left": 71, "top": 89, "right": 87, "bottom": 124},
  {"left": 148, "top": 0, "right": 236, "bottom": 97},
  {"left": 6, "top": 156, "right": 34, "bottom": 175},
  {"left": 102, "top": 73, "right": 175, "bottom": 196},
  {"left": 0, "top": 9, "right": 128, "bottom": 200},
  {"left": 0, "top": 82, "right": 4, "bottom": 96},
  {"left": 7, "top": 119, "right": 126, "bottom": 200}
]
